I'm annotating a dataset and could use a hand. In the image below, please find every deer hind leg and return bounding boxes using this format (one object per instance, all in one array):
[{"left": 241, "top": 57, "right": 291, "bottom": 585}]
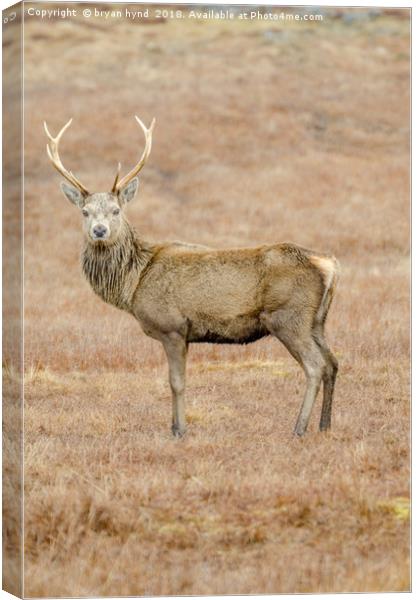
[
  {"left": 310, "top": 254, "right": 339, "bottom": 431},
  {"left": 313, "top": 324, "right": 338, "bottom": 431},
  {"left": 161, "top": 333, "right": 188, "bottom": 438},
  {"left": 262, "top": 311, "right": 326, "bottom": 436},
  {"left": 291, "top": 340, "right": 325, "bottom": 437}
]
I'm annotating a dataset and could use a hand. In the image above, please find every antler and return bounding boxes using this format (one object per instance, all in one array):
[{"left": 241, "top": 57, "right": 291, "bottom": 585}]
[
  {"left": 44, "top": 118, "right": 89, "bottom": 195},
  {"left": 112, "top": 116, "right": 155, "bottom": 193}
]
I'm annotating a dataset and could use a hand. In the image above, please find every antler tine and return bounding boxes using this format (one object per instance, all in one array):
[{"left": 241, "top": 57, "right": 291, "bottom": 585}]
[
  {"left": 44, "top": 119, "right": 89, "bottom": 195},
  {"left": 111, "top": 162, "right": 122, "bottom": 193},
  {"left": 114, "top": 117, "right": 156, "bottom": 192},
  {"left": 44, "top": 118, "right": 73, "bottom": 145}
]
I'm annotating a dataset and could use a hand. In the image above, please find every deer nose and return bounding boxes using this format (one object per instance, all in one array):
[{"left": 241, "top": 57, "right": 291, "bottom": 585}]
[{"left": 93, "top": 225, "right": 108, "bottom": 238}]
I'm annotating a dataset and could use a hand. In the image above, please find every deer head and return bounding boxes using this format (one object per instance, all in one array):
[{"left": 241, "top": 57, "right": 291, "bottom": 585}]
[{"left": 44, "top": 116, "right": 155, "bottom": 245}]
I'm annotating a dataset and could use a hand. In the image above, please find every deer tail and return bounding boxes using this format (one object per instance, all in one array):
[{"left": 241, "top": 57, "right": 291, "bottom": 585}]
[{"left": 310, "top": 255, "right": 340, "bottom": 325}]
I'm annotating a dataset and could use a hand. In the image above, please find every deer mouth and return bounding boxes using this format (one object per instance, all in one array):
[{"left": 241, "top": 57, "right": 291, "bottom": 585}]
[{"left": 90, "top": 237, "right": 111, "bottom": 247}]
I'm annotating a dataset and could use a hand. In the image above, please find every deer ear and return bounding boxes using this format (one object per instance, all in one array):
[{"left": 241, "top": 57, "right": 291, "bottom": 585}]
[
  {"left": 61, "top": 182, "right": 86, "bottom": 207},
  {"left": 118, "top": 177, "right": 139, "bottom": 205}
]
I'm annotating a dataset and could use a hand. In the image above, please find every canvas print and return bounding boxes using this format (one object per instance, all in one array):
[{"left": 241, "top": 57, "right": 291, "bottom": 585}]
[{"left": 2, "top": 1, "right": 410, "bottom": 596}]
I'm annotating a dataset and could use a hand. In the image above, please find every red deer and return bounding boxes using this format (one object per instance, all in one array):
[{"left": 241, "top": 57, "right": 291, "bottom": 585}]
[{"left": 44, "top": 117, "right": 339, "bottom": 437}]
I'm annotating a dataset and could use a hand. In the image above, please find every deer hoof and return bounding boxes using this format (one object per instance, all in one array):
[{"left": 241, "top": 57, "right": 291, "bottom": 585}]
[
  {"left": 293, "top": 426, "right": 306, "bottom": 437},
  {"left": 172, "top": 425, "right": 186, "bottom": 438}
]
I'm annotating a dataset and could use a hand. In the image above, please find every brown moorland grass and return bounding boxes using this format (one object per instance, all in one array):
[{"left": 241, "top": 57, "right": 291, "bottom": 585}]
[{"left": 4, "top": 4, "right": 411, "bottom": 596}]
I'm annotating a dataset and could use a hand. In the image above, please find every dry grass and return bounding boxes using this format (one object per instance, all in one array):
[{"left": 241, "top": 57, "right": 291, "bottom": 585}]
[{"left": 4, "top": 4, "right": 411, "bottom": 596}]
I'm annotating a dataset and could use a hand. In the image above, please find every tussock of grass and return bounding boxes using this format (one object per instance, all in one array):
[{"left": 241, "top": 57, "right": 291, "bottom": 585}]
[
  {"left": 3, "top": 361, "right": 21, "bottom": 382},
  {"left": 186, "top": 410, "right": 205, "bottom": 423},
  {"left": 377, "top": 497, "right": 410, "bottom": 521},
  {"left": 24, "top": 363, "right": 63, "bottom": 385}
]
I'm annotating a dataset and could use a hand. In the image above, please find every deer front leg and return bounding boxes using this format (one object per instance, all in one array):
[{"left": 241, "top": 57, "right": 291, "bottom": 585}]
[{"left": 162, "top": 333, "right": 188, "bottom": 437}]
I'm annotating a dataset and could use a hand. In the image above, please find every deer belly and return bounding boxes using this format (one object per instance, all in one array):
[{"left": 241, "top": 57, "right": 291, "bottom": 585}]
[{"left": 187, "top": 314, "right": 268, "bottom": 345}]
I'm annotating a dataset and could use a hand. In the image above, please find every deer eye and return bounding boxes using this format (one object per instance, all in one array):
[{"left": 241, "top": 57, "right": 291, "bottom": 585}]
[
  {"left": 112, "top": 208, "right": 120, "bottom": 216},
  {"left": 82, "top": 209, "right": 89, "bottom": 217}
]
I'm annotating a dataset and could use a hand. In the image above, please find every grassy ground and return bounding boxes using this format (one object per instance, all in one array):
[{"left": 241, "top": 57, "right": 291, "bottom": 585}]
[{"left": 7, "top": 4, "right": 412, "bottom": 596}]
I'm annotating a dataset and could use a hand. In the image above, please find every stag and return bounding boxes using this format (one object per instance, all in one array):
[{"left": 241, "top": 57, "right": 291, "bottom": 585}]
[{"left": 44, "top": 117, "right": 339, "bottom": 437}]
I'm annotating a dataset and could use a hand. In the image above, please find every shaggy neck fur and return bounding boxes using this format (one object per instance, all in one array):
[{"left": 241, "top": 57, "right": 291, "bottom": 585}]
[{"left": 82, "top": 219, "right": 154, "bottom": 312}]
